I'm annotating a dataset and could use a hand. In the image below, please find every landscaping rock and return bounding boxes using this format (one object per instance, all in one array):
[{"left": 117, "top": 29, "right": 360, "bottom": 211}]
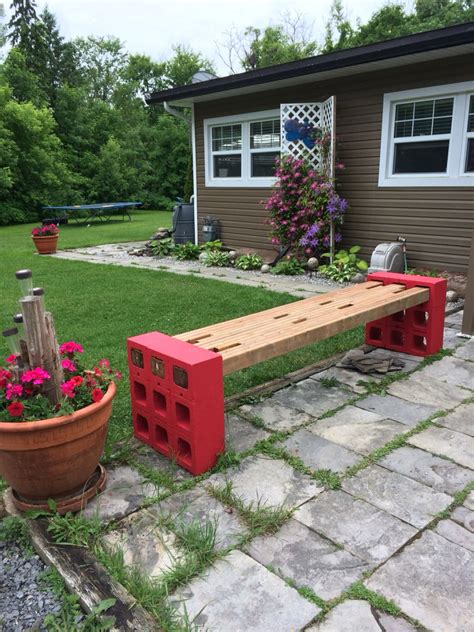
[
  {"left": 446, "top": 289, "right": 458, "bottom": 303},
  {"left": 388, "top": 374, "right": 468, "bottom": 409},
  {"left": 208, "top": 455, "right": 323, "bottom": 509},
  {"left": 246, "top": 519, "right": 370, "bottom": 600},
  {"left": 307, "top": 600, "right": 417, "bottom": 632},
  {"left": 271, "top": 379, "right": 354, "bottom": 417},
  {"left": 366, "top": 531, "right": 474, "bottom": 632},
  {"left": 307, "top": 257, "right": 319, "bottom": 271},
  {"left": 260, "top": 263, "right": 270, "bottom": 273},
  {"left": 103, "top": 512, "right": 182, "bottom": 579},
  {"left": 351, "top": 272, "right": 366, "bottom": 283},
  {"left": 151, "top": 486, "right": 248, "bottom": 550},
  {"left": 435, "top": 519, "right": 474, "bottom": 552},
  {"left": 281, "top": 429, "right": 360, "bottom": 473},
  {"left": 356, "top": 394, "right": 437, "bottom": 426},
  {"left": 308, "top": 406, "right": 406, "bottom": 455},
  {"left": 294, "top": 490, "right": 417, "bottom": 563},
  {"left": 408, "top": 426, "right": 474, "bottom": 469},
  {"left": 225, "top": 413, "right": 270, "bottom": 452},
  {"left": 170, "top": 550, "right": 320, "bottom": 631},
  {"left": 82, "top": 465, "right": 157, "bottom": 521},
  {"left": 239, "top": 400, "right": 312, "bottom": 432},
  {"left": 341, "top": 464, "right": 452, "bottom": 528},
  {"left": 379, "top": 446, "right": 473, "bottom": 495}
]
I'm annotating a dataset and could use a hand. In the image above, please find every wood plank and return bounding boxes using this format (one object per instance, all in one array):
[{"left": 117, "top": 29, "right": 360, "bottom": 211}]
[{"left": 219, "top": 287, "right": 428, "bottom": 374}]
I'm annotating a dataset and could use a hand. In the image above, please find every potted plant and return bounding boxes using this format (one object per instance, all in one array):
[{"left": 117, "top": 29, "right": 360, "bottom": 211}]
[
  {"left": 0, "top": 271, "right": 121, "bottom": 513},
  {"left": 31, "top": 223, "right": 60, "bottom": 254}
]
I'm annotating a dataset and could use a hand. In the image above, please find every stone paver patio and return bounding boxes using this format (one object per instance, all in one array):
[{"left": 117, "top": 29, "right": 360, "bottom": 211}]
[{"left": 80, "top": 314, "right": 473, "bottom": 631}]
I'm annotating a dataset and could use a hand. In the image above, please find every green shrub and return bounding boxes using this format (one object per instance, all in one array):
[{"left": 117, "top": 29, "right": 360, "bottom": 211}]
[
  {"left": 174, "top": 242, "right": 200, "bottom": 260},
  {"left": 235, "top": 253, "right": 264, "bottom": 270},
  {"left": 202, "top": 250, "right": 230, "bottom": 267},
  {"left": 273, "top": 257, "right": 305, "bottom": 276},
  {"left": 150, "top": 237, "right": 175, "bottom": 257},
  {"left": 319, "top": 246, "right": 368, "bottom": 282},
  {"left": 200, "top": 240, "right": 223, "bottom": 252}
]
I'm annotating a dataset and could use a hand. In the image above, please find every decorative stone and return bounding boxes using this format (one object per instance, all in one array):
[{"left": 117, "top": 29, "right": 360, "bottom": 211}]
[
  {"left": 282, "top": 429, "right": 360, "bottom": 473},
  {"left": 260, "top": 264, "right": 270, "bottom": 273},
  {"left": 379, "top": 446, "right": 473, "bottom": 495},
  {"left": 308, "top": 405, "right": 406, "bottom": 455},
  {"left": 366, "top": 531, "right": 474, "bottom": 632},
  {"left": 198, "top": 252, "right": 207, "bottom": 262},
  {"left": 102, "top": 511, "right": 182, "bottom": 578},
  {"left": 82, "top": 466, "right": 156, "bottom": 521},
  {"left": 225, "top": 413, "right": 270, "bottom": 452},
  {"left": 239, "top": 401, "right": 312, "bottom": 432},
  {"left": 150, "top": 486, "right": 247, "bottom": 550},
  {"left": 208, "top": 455, "right": 323, "bottom": 510},
  {"left": 272, "top": 379, "right": 354, "bottom": 418},
  {"left": 170, "top": 550, "right": 320, "bottom": 630},
  {"left": 388, "top": 374, "right": 468, "bottom": 409},
  {"left": 356, "top": 394, "right": 437, "bottom": 426},
  {"left": 341, "top": 464, "right": 452, "bottom": 528},
  {"left": 408, "top": 426, "right": 474, "bottom": 469},
  {"left": 351, "top": 272, "right": 366, "bottom": 283},
  {"left": 307, "top": 257, "right": 319, "bottom": 270},
  {"left": 446, "top": 290, "right": 458, "bottom": 303},
  {"left": 307, "top": 600, "right": 417, "bottom": 632},
  {"left": 246, "top": 519, "right": 370, "bottom": 600},
  {"left": 295, "top": 490, "right": 417, "bottom": 563},
  {"left": 435, "top": 519, "right": 474, "bottom": 552}
]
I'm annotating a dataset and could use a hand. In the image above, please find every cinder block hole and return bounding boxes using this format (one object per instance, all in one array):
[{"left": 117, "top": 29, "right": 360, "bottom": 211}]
[
  {"left": 136, "top": 414, "right": 148, "bottom": 437},
  {"left": 131, "top": 348, "right": 144, "bottom": 368},
  {"left": 177, "top": 438, "right": 192, "bottom": 462},
  {"left": 153, "top": 391, "right": 167, "bottom": 415},
  {"left": 133, "top": 381, "right": 147, "bottom": 405},
  {"left": 390, "top": 330, "right": 404, "bottom": 346},
  {"left": 151, "top": 356, "right": 165, "bottom": 378},
  {"left": 173, "top": 366, "right": 188, "bottom": 389},
  {"left": 414, "top": 310, "right": 429, "bottom": 326},
  {"left": 176, "top": 402, "right": 190, "bottom": 425},
  {"left": 391, "top": 310, "right": 405, "bottom": 323},
  {"left": 155, "top": 425, "right": 168, "bottom": 448},
  {"left": 368, "top": 326, "right": 383, "bottom": 341},
  {"left": 413, "top": 335, "right": 427, "bottom": 351}
]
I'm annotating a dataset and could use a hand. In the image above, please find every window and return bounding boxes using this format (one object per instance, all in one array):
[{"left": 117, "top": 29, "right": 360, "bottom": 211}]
[
  {"left": 205, "top": 110, "right": 280, "bottom": 187},
  {"left": 379, "top": 82, "right": 474, "bottom": 187}
]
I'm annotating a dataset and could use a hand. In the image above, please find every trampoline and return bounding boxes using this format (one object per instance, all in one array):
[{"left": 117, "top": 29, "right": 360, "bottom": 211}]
[{"left": 42, "top": 201, "right": 143, "bottom": 224}]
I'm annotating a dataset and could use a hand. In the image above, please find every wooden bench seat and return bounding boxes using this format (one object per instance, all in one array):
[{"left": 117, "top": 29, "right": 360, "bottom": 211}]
[{"left": 177, "top": 281, "right": 429, "bottom": 375}]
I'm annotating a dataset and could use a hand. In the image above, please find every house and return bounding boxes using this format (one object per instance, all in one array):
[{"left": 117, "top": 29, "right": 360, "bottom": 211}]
[{"left": 147, "top": 23, "right": 474, "bottom": 272}]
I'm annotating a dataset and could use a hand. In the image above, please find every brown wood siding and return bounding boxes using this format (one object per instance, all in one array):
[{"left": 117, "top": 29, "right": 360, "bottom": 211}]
[{"left": 195, "top": 54, "right": 474, "bottom": 271}]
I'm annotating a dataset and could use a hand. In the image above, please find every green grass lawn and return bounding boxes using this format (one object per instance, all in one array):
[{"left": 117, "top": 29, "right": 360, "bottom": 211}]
[{"left": 0, "top": 211, "right": 363, "bottom": 450}]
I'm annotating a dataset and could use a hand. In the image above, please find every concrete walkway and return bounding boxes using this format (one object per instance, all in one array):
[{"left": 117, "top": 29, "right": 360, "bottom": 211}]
[
  {"left": 80, "top": 311, "right": 473, "bottom": 632},
  {"left": 51, "top": 242, "right": 332, "bottom": 297}
]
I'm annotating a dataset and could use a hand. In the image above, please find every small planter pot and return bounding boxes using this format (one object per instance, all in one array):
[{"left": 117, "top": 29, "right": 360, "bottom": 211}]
[
  {"left": 0, "top": 382, "right": 116, "bottom": 508},
  {"left": 32, "top": 234, "right": 59, "bottom": 254}
]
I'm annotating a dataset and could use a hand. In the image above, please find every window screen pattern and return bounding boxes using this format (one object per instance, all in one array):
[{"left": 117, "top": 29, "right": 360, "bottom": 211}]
[
  {"left": 394, "top": 98, "right": 453, "bottom": 138},
  {"left": 211, "top": 125, "right": 242, "bottom": 152},
  {"left": 250, "top": 120, "right": 280, "bottom": 149}
]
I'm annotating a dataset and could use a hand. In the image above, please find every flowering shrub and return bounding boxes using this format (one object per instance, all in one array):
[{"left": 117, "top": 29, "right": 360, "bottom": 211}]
[
  {"left": 31, "top": 224, "right": 59, "bottom": 237},
  {"left": 263, "top": 155, "right": 347, "bottom": 256},
  {"left": 0, "top": 342, "right": 121, "bottom": 422}
]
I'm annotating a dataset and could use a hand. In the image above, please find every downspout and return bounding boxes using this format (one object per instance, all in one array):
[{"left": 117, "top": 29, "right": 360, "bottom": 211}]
[{"left": 163, "top": 101, "right": 198, "bottom": 245}]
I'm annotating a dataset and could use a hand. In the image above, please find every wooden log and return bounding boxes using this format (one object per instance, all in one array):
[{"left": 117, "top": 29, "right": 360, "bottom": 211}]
[
  {"left": 44, "top": 312, "right": 64, "bottom": 404},
  {"left": 462, "top": 227, "right": 474, "bottom": 336}
]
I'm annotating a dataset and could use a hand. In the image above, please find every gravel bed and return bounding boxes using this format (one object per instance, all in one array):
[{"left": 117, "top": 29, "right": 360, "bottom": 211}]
[{"left": 0, "top": 540, "right": 62, "bottom": 631}]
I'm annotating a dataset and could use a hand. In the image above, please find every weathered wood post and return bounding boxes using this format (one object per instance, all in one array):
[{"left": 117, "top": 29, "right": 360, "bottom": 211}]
[{"left": 461, "top": 227, "right": 474, "bottom": 336}]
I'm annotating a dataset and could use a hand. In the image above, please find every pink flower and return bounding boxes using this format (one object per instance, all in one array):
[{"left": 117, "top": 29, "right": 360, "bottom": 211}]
[
  {"left": 92, "top": 388, "right": 103, "bottom": 403},
  {"left": 114, "top": 371, "right": 122, "bottom": 380},
  {"left": 98, "top": 359, "right": 110, "bottom": 368},
  {"left": 21, "top": 368, "right": 51, "bottom": 385},
  {"left": 5, "top": 384, "right": 23, "bottom": 400},
  {"left": 0, "top": 368, "right": 12, "bottom": 388},
  {"left": 61, "top": 359, "right": 77, "bottom": 372},
  {"left": 5, "top": 354, "right": 17, "bottom": 364},
  {"left": 60, "top": 379, "right": 76, "bottom": 398},
  {"left": 59, "top": 341, "right": 84, "bottom": 355},
  {"left": 7, "top": 401, "right": 24, "bottom": 417}
]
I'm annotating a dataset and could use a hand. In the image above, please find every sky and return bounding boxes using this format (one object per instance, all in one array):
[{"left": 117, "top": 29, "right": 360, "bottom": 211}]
[{"left": 3, "top": 0, "right": 404, "bottom": 73}]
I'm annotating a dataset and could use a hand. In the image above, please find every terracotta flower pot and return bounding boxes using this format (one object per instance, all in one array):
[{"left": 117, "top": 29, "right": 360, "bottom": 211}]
[
  {"left": 32, "top": 234, "right": 59, "bottom": 254},
  {"left": 0, "top": 381, "right": 116, "bottom": 501}
]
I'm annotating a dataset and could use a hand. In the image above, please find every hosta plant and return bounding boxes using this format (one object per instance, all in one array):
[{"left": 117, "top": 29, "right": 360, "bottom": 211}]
[
  {"left": 235, "top": 254, "right": 264, "bottom": 270},
  {"left": 202, "top": 250, "right": 230, "bottom": 267},
  {"left": 150, "top": 237, "right": 175, "bottom": 257},
  {"left": 272, "top": 257, "right": 305, "bottom": 276},
  {"left": 200, "top": 240, "right": 223, "bottom": 252},
  {"left": 319, "top": 246, "right": 368, "bottom": 282},
  {"left": 174, "top": 242, "right": 201, "bottom": 260}
]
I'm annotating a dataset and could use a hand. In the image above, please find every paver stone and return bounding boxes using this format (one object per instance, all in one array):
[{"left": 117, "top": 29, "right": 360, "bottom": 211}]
[
  {"left": 282, "top": 429, "right": 360, "bottom": 473},
  {"left": 408, "top": 426, "right": 474, "bottom": 469}
]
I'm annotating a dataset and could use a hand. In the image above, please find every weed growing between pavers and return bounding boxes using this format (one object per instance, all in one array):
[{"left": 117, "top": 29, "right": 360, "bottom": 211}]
[
  {"left": 431, "top": 480, "right": 474, "bottom": 522},
  {"left": 0, "top": 515, "right": 32, "bottom": 553},
  {"left": 47, "top": 513, "right": 104, "bottom": 547}
]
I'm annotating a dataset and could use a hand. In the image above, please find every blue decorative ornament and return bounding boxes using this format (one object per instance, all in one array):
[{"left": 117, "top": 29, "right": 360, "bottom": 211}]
[{"left": 284, "top": 117, "right": 317, "bottom": 149}]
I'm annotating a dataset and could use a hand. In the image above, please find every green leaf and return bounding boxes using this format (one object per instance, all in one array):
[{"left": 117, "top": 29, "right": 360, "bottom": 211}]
[
  {"left": 357, "top": 260, "right": 368, "bottom": 271},
  {"left": 349, "top": 245, "right": 361, "bottom": 254},
  {"left": 92, "top": 598, "right": 116, "bottom": 615},
  {"left": 47, "top": 498, "right": 57, "bottom": 512}
]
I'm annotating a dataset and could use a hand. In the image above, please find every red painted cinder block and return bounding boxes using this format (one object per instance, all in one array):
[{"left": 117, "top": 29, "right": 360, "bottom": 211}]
[
  {"left": 365, "top": 272, "right": 447, "bottom": 356},
  {"left": 127, "top": 332, "right": 225, "bottom": 475}
]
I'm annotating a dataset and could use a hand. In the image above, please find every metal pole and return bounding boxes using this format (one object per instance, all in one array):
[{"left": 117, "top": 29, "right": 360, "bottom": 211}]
[{"left": 461, "top": 227, "right": 474, "bottom": 336}]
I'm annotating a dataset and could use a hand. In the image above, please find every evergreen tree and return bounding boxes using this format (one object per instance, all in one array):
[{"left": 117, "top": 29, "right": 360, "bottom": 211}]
[{"left": 7, "top": 0, "right": 37, "bottom": 50}]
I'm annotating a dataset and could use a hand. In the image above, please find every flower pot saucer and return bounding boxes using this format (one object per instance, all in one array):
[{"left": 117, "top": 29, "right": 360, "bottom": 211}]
[{"left": 11, "top": 463, "right": 107, "bottom": 515}]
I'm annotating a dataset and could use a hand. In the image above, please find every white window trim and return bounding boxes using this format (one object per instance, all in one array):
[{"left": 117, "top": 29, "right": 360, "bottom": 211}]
[
  {"left": 204, "top": 109, "right": 280, "bottom": 188},
  {"left": 378, "top": 81, "right": 474, "bottom": 187}
]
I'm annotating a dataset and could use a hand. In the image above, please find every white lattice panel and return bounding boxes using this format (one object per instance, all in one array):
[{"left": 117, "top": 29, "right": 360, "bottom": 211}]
[
  {"left": 322, "top": 96, "right": 335, "bottom": 177},
  {"left": 281, "top": 98, "right": 335, "bottom": 176}
]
